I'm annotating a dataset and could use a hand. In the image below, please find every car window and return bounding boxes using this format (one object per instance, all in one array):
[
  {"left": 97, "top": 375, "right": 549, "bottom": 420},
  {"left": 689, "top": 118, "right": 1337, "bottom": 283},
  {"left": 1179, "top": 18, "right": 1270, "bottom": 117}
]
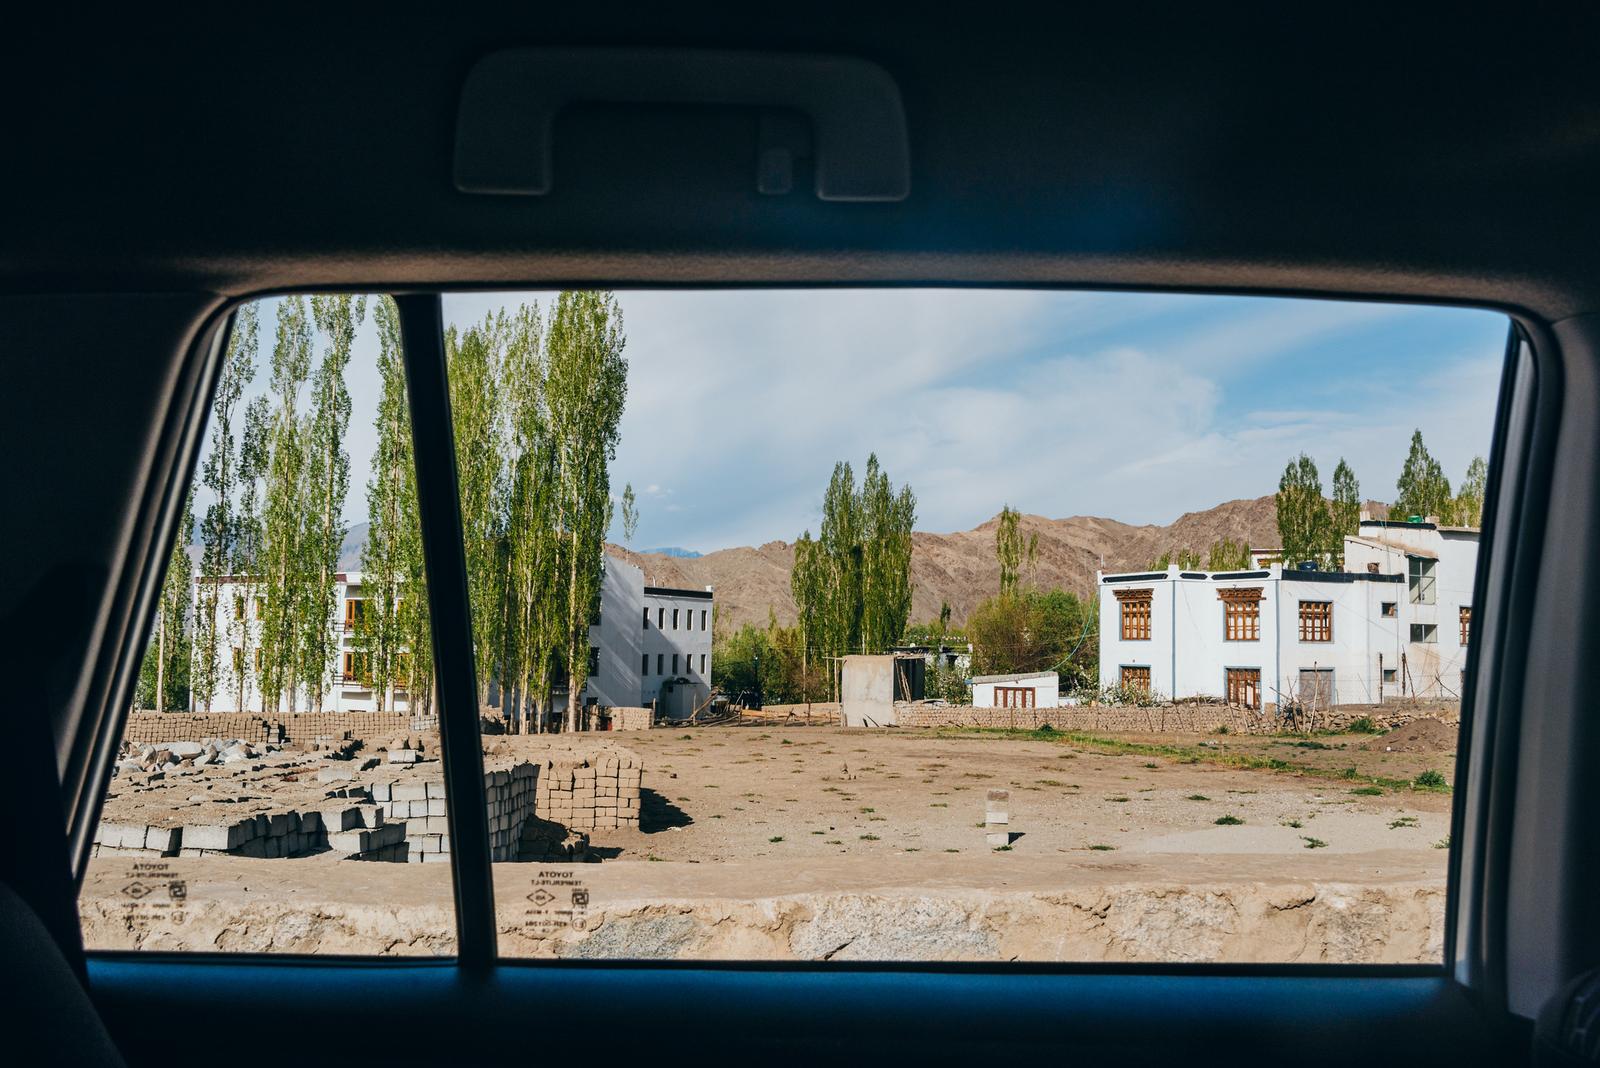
[
  {"left": 442, "top": 289, "right": 1503, "bottom": 964},
  {"left": 79, "top": 295, "right": 457, "bottom": 955},
  {"left": 80, "top": 287, "right": 1507, "bottom": 965}
]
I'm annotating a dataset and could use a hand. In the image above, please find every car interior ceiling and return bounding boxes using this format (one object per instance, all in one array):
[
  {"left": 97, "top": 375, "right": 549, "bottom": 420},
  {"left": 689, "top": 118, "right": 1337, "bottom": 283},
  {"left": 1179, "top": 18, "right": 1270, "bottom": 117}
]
[{"left": 4, "top": 6, "right": 1600, "bottom": 1066}]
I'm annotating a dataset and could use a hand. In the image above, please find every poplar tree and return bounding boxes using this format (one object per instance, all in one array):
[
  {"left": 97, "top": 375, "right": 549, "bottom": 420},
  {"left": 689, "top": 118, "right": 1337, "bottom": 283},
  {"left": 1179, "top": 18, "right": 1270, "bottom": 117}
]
[
  {"left": 359, "top": 297, "right": 418, "bottom": 713},
  {"left": 258, "top": 296, "right": 314, "bottom": 713},
  {"left": 819, "top": 461, "right": 863, "bottom": 656},
  {"left": 1276, "top": 453, "right": 1331, "bottom": 570},
  {"left": 229, "top": 395, "right": 270, "bottom": 711},
  {"left": 1329, "top": 458, "right": 1361, "bottom": 567},
  {"left": 297, "top": 295, "right": 364, "bottom": 712},
  {"left": 447, "top": 316, "right": 507, "bottom": 707},
  {"left": 546, "top": 291, "right": 628, "bottom": 731},
  {"left": 995, "top": 503, "right": 1037, "bottom": 596},
  {"left": 1393, "top": 430, "right": 1452, "bottom": 522},
  {"left": 500, "top": 304, "right": 563, "bottom": 731},
  {"left": 1453, "top": 456, "right": 1488, "bottom": 527},
  {"left": 860, "top": 454, "right": 917, "bottom": 653},
  {"left": 150, "top": 489, "right": 195, "bottom": 713},
  {"left": 620, "top": 483, "right": 639, "bottom": 544},
  {"left": 193, "top": 301, "right": 256, "bottom": 710},
  {"left": 790, "top": 531, "right": 826, "bottom": 700}
]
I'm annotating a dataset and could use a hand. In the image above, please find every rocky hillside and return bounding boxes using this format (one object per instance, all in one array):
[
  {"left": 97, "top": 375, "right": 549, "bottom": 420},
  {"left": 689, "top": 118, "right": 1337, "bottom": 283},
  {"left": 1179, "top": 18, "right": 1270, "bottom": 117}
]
[{"left": 608, "top": 495, "right": 1285, "bottom": 632}]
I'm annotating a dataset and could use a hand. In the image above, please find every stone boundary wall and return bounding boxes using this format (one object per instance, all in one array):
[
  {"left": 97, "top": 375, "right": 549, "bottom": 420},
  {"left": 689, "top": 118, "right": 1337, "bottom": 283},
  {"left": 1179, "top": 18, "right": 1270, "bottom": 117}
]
[
  {"left": 895, "top": 703, "right": 1456, "bottom": 735},
  {"left": 122, "top": 712, "right": 439, "bottom": 749}
]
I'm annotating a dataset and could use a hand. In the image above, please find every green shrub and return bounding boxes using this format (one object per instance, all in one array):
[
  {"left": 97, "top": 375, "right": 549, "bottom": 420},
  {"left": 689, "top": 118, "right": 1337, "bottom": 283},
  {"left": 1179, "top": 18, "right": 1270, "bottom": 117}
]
[
  {"left": 1301, "top": 836, "right": 1328, "bottom": 849},
  {"left": 1351, "top": 785, "right": 1385, "bottom": 796},
  {"left": 1415, "top": 769, "right": 1448, "bottom": 789},
  {"left": 1214, "top": 814, "right": 1245, "bottom": 826},
  {"left": 1347, "top": 716, "right": 1381, "bottom": 734}
]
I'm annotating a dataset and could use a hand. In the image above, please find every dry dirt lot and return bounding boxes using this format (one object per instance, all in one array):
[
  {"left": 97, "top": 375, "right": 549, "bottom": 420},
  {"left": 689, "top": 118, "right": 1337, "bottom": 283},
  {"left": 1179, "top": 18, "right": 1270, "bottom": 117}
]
[{"left": 82, "top": 721, "right": 1458, "bottom": 963}]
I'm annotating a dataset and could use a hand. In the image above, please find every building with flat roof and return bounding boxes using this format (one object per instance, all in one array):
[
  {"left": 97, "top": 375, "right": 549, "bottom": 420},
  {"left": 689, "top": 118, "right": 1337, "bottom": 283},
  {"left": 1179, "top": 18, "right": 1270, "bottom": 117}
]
[{"left": 1097, "top": 519, "right": 1477, "bottom": 714}]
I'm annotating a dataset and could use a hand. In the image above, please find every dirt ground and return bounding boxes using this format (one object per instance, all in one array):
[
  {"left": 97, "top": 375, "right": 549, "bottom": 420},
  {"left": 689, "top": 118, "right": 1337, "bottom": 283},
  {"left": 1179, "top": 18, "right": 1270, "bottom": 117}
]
[{"left": 82, "top": 720, "right": 1459, "bottom": 962}]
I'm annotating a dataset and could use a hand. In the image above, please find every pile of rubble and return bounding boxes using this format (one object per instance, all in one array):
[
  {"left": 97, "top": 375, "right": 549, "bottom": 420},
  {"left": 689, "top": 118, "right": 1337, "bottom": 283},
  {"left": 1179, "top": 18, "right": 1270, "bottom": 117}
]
[{"left": 114, "top": 737, "right": 276, "bottom": 777}]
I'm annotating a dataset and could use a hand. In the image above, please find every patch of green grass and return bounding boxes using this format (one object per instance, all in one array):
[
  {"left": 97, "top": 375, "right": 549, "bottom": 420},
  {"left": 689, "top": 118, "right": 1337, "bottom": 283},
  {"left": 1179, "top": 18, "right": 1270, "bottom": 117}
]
[
  {"left": 781, "top": 739, "right": 793, "bottom": 745},
  {"left": 859, "top": 806, "right": 875, "bottom": 813},
  {"left": 811, "top": 830, "right": 826, "bottom": 835},
  {"left": 1214, "top": 725, "right": 1231, "bottom": 735},
  {"left": 1290, "top": 740, "right": 1331, "bottom": 750},
  {"left": 936, "top": 727, "right": 1445, "bottom": 793},
  {"left": 1106, "top": 796, "right": 1130, "bottom": 803},
  {"left": 1415, "top": 769, "right": 1449, "bottom": 789},
  {"left": 1185, "top": 794, "right": 1210, "bottom": 801},
  {"left": 1142, "top": 762, "right": 1159, "bottom": 769},
  {"left": 1347, "top": 716, "right": 1381, "bottom": 734},
  {"left": 1434, "top": 835, "right": 1451, "bottom": 849},
  {"left": 944, "top": 848, "right": 960, "bottom": 853},
  {"left": 1301, "top": 836, "right": 1328, "bottom": 849},
  {"left": 1389, "top": 816, "right": 1420, "bottom": 829},
  {"left": 994, "top": 845, "right": 1013, "bottom": 851},
  {"left": 1351, "top": 785, "right": 1385, "bottom": 796},
  {"left": 677, "top": 734, "right": 694, "bottom": 740},
  {"left": 859, "top": 833, "right": 880, "bottom": 841},
  {"left": 1281, "top": 818, "right": 1303, "bottom": 829},
  {"left": 768, "top": 836, "right": 784, "bottom": 843},
  {"left": 826, "top": 839, "right": 842, "bottom": 845},
  {"left": 1087, "top": 843, "right": 1116, "bottom": 851},
  {"left": 1215, "top": 814, "right": 1245, "bottom": 826},
  {"left": 647, "top": 855, "right": 664, "bottom": 862},
  {"left": 1036, "top": 779, "right": 1063, "bottom": 787},
  {"left": 929, "top": 802, "right": 948, "bottom": 808}
]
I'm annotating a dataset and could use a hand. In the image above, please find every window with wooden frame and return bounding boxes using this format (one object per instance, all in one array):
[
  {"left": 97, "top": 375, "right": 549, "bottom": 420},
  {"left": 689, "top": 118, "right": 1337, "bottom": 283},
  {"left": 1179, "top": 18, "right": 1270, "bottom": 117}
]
[
  {"left": 1460, "top": 605, "right": 1471, "bottom": 645},
  {"left": 994, "top": 685, "right": 1035, "bottom": 708},
  {"left": 1218, "top": 587, "right": 1263, "bottom": 641},
  {"left": 1298, "top": 600, "right": 1333, "bottom": 642},
  {"left": 1115, "top": 587, "right": 1153, "bottom": 640},
  {"left": 1120, "top": 665, "right": 1151, "bottom": 693},
  {"left": 344, "top": 598, "right": 365, "bottom": 630},
  {"left": 1225, "top": 667, "right": 1261, "bottom": 710}
]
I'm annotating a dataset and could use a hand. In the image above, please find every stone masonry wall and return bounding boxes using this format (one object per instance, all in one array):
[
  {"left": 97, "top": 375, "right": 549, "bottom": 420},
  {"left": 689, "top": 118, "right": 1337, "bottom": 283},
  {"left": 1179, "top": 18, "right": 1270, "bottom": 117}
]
[
  {"left": 894, "top": 702, "right": 1454, "bottom": 734},
  {"left": 122, "top": 712, "right": 438, "bottom": 749}
]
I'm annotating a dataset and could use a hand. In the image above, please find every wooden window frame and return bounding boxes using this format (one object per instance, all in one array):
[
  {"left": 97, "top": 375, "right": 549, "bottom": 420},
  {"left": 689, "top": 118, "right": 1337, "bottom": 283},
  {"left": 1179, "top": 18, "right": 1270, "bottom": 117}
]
[
  {"left": 1114, "top": 587, "right": 1153, "bottom": 641},
  {"left": 1218, "top": 587, "right": 1263, "bottom": 642},
  {"left": 1224, "top": 667, "right": 1261, "bottom": 710},
  {"left": 1298, "top": 600, "right": 1333, "bottom": 642},
  {"left": 1119, "top": 665, "right": 1151, "bottom": 693},
  {"left": 994, "top": 685, "right": 1035, "bottom": 708},
  {"left": 1460, "top": 605, "right": 1471, "bottom": 645}
]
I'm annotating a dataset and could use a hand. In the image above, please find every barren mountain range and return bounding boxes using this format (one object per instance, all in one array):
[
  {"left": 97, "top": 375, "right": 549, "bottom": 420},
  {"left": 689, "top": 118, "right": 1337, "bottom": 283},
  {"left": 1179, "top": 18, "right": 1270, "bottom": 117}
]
[{"left": 607, "top": 495, "right": 1295, "bottom": 633}]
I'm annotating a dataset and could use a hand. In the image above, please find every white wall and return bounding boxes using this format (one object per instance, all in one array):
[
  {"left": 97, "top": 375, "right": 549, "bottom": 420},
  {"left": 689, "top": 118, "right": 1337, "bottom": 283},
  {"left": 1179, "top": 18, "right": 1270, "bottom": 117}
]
[
  {"left": 584, "top": 556, "right": 644, "bottom": 710},
  {"left": 641, "top": 585, "right": 714, "bottom": 716},
  {"left": 971, "top": 672, "right": 1060, "bottom": 708}
]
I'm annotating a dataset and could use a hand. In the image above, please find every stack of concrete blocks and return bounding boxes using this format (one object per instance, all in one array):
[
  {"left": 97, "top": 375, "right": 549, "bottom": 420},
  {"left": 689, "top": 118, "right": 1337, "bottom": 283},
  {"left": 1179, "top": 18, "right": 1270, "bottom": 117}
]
[
  {"left": 485, "top": 763, "right": 539, "bottom": 861},
  {"left": 90, "top": 822, "right": 184, "bottom": 857},
  {"left": 319, "top": 799, "right": 403, "bottom": 861},
  {"left": 611, "top": 707, "right": 653, "bottom": 731},
  {"left": 986, "top": 789, "right": 1010, "bottom": 849},
  {"left": 367, "top": 779, "right": 449, "bottom": 863},
  {"left": 92, "top": 812, "right": 328, "bottom": 858},
  {"left": 534, "top": 754, "right": 641, "bottom": 830}
]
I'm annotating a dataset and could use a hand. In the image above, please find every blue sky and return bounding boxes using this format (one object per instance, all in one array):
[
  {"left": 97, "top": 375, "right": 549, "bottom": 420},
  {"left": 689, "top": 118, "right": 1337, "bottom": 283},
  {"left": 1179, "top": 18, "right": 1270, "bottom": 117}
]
[{"left": 222, "top": 291, "right": 1508, "bottom": 553}]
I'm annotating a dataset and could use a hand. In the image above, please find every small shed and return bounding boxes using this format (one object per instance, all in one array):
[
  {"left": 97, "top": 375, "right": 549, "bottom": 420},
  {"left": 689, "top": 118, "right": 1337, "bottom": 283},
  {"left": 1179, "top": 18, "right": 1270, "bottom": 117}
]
[
  {"left": 839, "top": 654, "right": 925, "bottom": 726},
  {"left": 970, "top": 670, "right": 1059, "bottom": 709}
]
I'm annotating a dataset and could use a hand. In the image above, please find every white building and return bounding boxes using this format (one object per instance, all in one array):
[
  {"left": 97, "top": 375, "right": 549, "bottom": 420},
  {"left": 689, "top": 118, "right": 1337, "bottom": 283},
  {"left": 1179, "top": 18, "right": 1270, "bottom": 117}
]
[
  {"left": 191, "top": 553, "right": 714, "bottom": 722},
  {"left": 971, "top": 670, "right": 1060, "bottom": 709},
  {"left": 1097, "top": 520, "right": 1477, "bottom": 712},
  {"left": 191, "top": 571, "right": 414, "bottom": 714},
  {"left": 639, "top": 583, "right": 714, "bottom": 719}
]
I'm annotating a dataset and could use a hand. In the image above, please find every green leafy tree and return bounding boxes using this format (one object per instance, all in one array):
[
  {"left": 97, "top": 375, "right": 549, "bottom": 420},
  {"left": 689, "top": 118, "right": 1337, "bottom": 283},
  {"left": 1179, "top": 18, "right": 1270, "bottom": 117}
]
[
  {"left": 1329, "top": 458, "right": 1361, "bottom": 566},
  {"left": 358, "top": 297, "right": 422, "bottom": 714},
  {"left": 620, "top": 482, "right": 639, "bottom": 544},
  {"left": 299, "top": 295, "right": 364, "bottom": 712},
  {"left": 1393, "top": 430, "right": 1453, "bottom": 522},
  {"left": 819, "top": 460, "right": 863, "bottom": 657},
  {"left": 1149, "top": 547, "right": 1203, "bottom": 570},
  {"left": 139, "top": 489, "right": 196, "bottom": 712},
  {"left": 1452, "top": 455, "right": 1488, "bottom": 527},
  {"left": 1205, "top": 537, "right": 1252, "bottom": 570},
  {"left": 447, "top": 315, "right": 508, "bottom": 707},
  {"left": 499, "top": 303, "right": 563, "bottom": 731},
  {"left": 194, "top": 301, "right": 257, "bottom": 711},
  {"left": 968, "top": 588, "right": 1097, "bottom": 689},
  {"left": 790, "top": 530, "right": 826, "bottom": 701},
  {"left": 859, "top": 454, "right": 917, "bottom": 656},
  {"left": 258, "top": 296, "right": 314, "bottom": 713},
  {"left": 546, "top": 292, "right": 628, "bottom": 731},
  {"left": 1276, "top": 453, "right": 1332, "bottom": 570},
  {"left": 229, "top": 395, "right": 270, "bottom": 711},
  {"left": 995, "top": 504, "right": 1038, "bottom": 595}
]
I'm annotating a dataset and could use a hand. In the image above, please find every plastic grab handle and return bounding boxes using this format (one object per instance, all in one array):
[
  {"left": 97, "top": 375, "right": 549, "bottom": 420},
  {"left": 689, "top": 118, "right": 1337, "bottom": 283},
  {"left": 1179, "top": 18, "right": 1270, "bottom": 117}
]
[{"left": 453, "top": 48, "right": 910, "bottom": 202}]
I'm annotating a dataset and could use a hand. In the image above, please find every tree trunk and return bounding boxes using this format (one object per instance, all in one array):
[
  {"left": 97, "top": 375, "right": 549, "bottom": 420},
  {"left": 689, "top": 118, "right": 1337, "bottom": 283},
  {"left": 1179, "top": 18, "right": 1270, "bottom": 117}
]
[{"left": 156, "top": 608, "right": 167, "bottom": 714}]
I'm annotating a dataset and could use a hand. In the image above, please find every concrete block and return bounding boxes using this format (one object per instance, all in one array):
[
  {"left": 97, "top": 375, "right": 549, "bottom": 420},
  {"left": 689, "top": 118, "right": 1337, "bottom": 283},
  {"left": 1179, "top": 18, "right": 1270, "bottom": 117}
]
[
  {"left": 182, "top": 820, "right": 254, "bottom": 851},
  {"left": 426, "top": 798, "right": 447, "bottom": 816},
  {"left": 144, "top": 826, "right": 180, "bottom": 853},
  {"left": 986, "top": 832, "right": 1011, "bottom": 848},
  {"left": 392, "top": 782, "right": 428, "bottom": 802},
  {"left": 426, "top": 780, "right": 447, "bottom": 798}
]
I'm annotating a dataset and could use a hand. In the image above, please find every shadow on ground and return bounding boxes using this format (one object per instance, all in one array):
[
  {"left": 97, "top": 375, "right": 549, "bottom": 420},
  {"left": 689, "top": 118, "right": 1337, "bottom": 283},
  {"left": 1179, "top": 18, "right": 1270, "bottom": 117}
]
[{"left": 640, "top": 788, "right": 692, "bottom": 832}]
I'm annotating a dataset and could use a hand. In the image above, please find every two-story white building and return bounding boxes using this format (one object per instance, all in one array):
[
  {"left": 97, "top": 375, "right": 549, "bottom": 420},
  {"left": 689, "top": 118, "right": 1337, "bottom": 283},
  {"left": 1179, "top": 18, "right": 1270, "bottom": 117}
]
[
  {"left": 192, "top": 571, "right": 413, "bottom": 714},
  {"left": 1097, "top": 519, "right": 1477, "bottom": 712},
  {"left": 639, "top": 583, "right": 714, "bottom": 719}
]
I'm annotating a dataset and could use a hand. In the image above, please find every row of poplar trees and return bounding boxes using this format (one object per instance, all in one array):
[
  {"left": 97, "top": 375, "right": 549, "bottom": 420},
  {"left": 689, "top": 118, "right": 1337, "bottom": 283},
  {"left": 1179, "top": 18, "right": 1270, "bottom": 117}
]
[
  {"left": 139, "top": 292, "right": 627, "bottom": 731},
  {"left": 789, "top": 455, "right": 918, "bottom": 690}
]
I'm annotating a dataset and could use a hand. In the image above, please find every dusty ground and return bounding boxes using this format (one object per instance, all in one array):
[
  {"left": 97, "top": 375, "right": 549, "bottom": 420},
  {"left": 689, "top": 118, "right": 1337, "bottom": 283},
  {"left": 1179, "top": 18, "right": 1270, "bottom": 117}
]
[{"left": 82, "top": 721, "right": 1457, "bottom": 962}]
